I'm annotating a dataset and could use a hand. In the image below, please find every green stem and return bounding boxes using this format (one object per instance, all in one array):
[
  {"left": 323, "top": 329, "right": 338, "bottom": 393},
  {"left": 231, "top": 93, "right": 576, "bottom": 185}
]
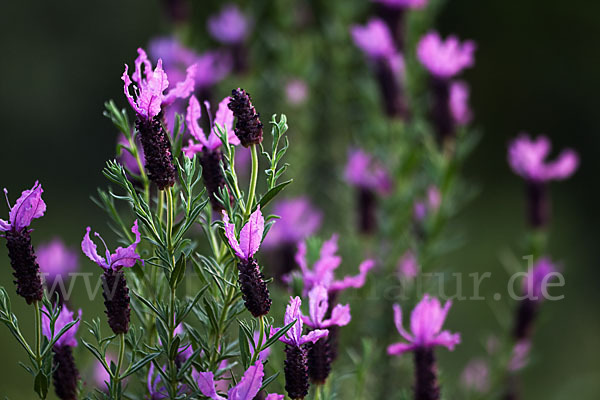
[
  {"left": 168, "top": 285, "right": 178, "bottom": 398},
  {"left": 129, "top": 136, "right": 150, "bottom": 205},
  {"left": 250, "top": 315, "right": 265, "bottom": 364},
  {"left": 110, "top": 333, "right": 126, "bottom": 399},
  {"left": 165, "top": 187, "right": 174, "bottom": 252},
  {"left": 34, "top": 301, "right": 41, "bottom": 363},
  {"left": 245, "top": 144, "right": 259, "bottom": 218}
]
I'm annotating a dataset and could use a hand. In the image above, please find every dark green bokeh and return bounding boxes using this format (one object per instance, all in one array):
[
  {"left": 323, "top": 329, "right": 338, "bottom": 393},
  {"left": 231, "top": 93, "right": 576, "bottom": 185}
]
[{"left": 0, "top": 0, "right": 598, "bottom": 398}]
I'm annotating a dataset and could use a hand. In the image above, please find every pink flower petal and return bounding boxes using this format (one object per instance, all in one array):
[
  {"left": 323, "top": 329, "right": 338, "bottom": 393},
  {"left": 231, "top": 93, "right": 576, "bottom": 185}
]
[
  {"left": 322, "top": 303, "right": 351, "bottom": 327},
  {"left": 239, "top": 206, "right": 264, "bottom": 259},
  {"left": 195, "top": 371, "right": 225, "bottom": 400},
  {"left": 298, "top": 329, "right": 329, "bottom": 346},
  {"left": 81, "top": 227, "right": 108, "bottom": 269},
  {"left": 329, "top": 259, "right": 375, "bottom": 291},
  {"left": 228, "top": 360, "right": 264, "bottom": 400},
  {"left": 222, "top": 212, "right": 245, "bottom": 259},
  {"left": 8, "top": 181, "right": 46, "bottom": 231},
  {"left": 387, "top": 342, "right": 416, "bottom": 355}
]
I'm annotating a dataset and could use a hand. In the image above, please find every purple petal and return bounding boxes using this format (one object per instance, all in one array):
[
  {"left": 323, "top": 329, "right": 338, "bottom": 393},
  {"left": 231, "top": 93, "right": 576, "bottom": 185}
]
[
  {"left": 207, "top": 4, "right": 250, "bottom": 45},
  {"left": 417, "top": 31, "right": 476, "bottom": 79},
  {"left": 9, "top": 181, "right": 46, "bottom": 231},
  {"left": 37, "top": 239, "right": 79, "bottom": 281},
  {"left": 42, "top": 305, "right": 81, "bottom": 347},
  {"left": 81, "top": 227, "right": 108, "bottom": 269},
  {"left": 138, "top": 59, "right": 169, "bottom": 119},
  {"left": 163, "top": 63, "right": 197, "bottom": 105},
  {"left": 298, "top": 329, "right": 329, "bottom": 346},
  {"left": 431, "top": 331, "right": 461, "bottom": 350},
  {"left": 0, "top": 218, "right": 9, "bottom": 232},
  {"left": 122, "top": 65, "right": 142, "bottom": 116},
  {"left": 387, "top": 342, "right": 416, "bottom": 356},
  {"left": 545, "top": 149, "right": 579, "bottom": 180},
  {"left": 186, "top": 95, "right": 208, "bottom": 146},
  {"left": 449, "top": 80, "right": 472, "bottom": 125},
  {"left": 307, "top": 285, "right": 328, "bottom": 327},
  {"left": 222, "top": 212, "right": 245, "bottom": 259},
  {"left": 350, "top": 18, "right": 396, "bottom": 59},
  {"left": 109, "top": 220, "right": 143, "bottom": 270},
  {"left": 195, "top": 371, "right": 225, "bottom": 400},
  {"left": 392, "top": 303, "right": 413, "bottom": 342},
  {"left": 265, "top": 395, "right": 285, "bottom": 400},
  {"left": 183, "top": 140, "right": 205, "bottom": 159},
  {"left": 321, "top": 304, "right": 351, "bottom": 328},
  {"left": 228, "top": 360, "right": 264, "bottom": 400},
  {"left": 283, "top": 296, "right": 303, "bottom": 345},
  {"left": 329, "top": 259, "right": 375, "bottom": 292},
  {"left": 239, "top": 206, "right": 265, "bottom": 259}
]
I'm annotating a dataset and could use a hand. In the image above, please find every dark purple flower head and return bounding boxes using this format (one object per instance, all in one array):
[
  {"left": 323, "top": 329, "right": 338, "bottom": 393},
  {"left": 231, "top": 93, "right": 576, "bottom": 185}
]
[
  {"left": 273, "top": 296, "right": 329, "bottom": 348},
  {"left": 37, "top": 239, "right": 79, "bottom": 282},
  {"left": 302, "top": 285, "right": 351, "bottom": 329},
  {"left": 262, "top": 197, "right": 322, "bottom": 249},
  {"left": 522, "top": 257, "right": 558, "bottom": 301},
  {"left": 223, "top": 207, "right": 265, "bottom": 261},
  {"left": 0, "top": 181, "right": 46, "bottom": 233},
  {"left": 373, "top": 0, "right": 428, "bottom": 9},
  {"left": 228, "top": 88, "right": 264, "bottom": 147},
  {"left": 207, "top": 4, "right": 251, "bottom": 45},
  {"left": 292, "top": 234, "right": 375, "bottom": 294},
  {"left": 196, "top": 360, "right": 284, "bottom": 400},
  {"left": 122, "top": 48, "right": 196, "bottom": 120},
  {"left": 42, "top": 304, "right": 81, "bottom": 348},
  {"left": 183, "top": 95, "right": 239, "bottom": 158},
  {"left": 344, "top": 149, "right": 392, "bottom": 195},
  {"left": 387, "top": 295, "right": 460, "bottom": 356},
  {"left": 449, "top": 80, "right": 472, "bottom": 125},
  {"left": 508, "top": 134, "right": 579, "bottom": 182},
  {"left": 351, "top": 18, "right": 397, "bottom": 61},
  {"left": 417, "top": 32, "right": 476, "bottom": 79},
  {"left": 81, "top": 220, "right": 143, "bottom": 271}
]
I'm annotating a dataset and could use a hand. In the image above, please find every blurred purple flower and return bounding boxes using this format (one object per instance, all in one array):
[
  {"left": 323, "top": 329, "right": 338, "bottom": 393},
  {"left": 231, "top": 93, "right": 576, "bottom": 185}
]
[
  {"left": 194, "top": 50, "right": 233, "bottom": 89},
  {"left": 81, "top": 220, "right": 143, "bottom": 271},
  {"left": 344, "top": 148, "right": 392, "bottom": 195},
  {"left": 262, "top": 197, "right": 322, "bottom": 249},
  {"left": 122, "top": 48, "right": 196, "bottom": 120},
  {"left": 396, "top": 250, "right": 418, "bottom": 280},
  {"left": 302, "top": 285, "right": 351, "bottom": 329},
  {"left": 222, "top": 207, "right": 265, "bottom": 261},
  {"left": 373, "top": 0, "right": 428, "bottom": 9},
  {"left": 350, "top": 18, "right": 397, "bottom": 60},
  {"left": 147, "top": 363, "right": 168, "bottom": 399},
  {"left": 522, "top": 257, "right": 558, "bottom": 301},
  {"left": 417, "top": 31, "right": 476, "bottom": 79},
  {"left": 387, "top": 295, "right": 460, "bottom": 355},
  {"left": 508, "top": 134, "right": 579, "bottom": 182},
  {"left": 460, "top": 359, "right": 490, "bottom": 393},
  {"left": 94, "top": 353, "right": 118, "bottom": 390},
  {"left": 42, "top": 304, "right": 81, "bottom": 348},
  {"left": 117, "top": 134, "right": 144, "bottom": 175},
  {"left": 293, "top": 234, "right": 375, "bottom": 293},
  {"left": 0, "top": 181, "right": 46, "bottom": 233},
  {"left": 285, "top": 79, "right": 309, "bottom": 105},
  {"left": 37, "top": 239, "right": 79, "bottom": 283},
  {"left": 183, "top": 95, "right": 239, "bottom": 158},
  {"left": 413, "top": 185, "right": 441, "bottom": 221},
  {"left": 197, "top": 360, "right": 283, "bottom": 400},
  {"left": 508, "top": 340, "right": 531, "bottom": 372},
  {"left": 449, "top": 80, "right": 473, "bottom": 125},
  {"left": 272, "top": 296, "right": 328, "bottom": 347},
  {"left": 252, "top": 330, "right": 271, "bottom": 362},
  {"left": 207, "top": 4, "right": 251, "bottom": 45}
]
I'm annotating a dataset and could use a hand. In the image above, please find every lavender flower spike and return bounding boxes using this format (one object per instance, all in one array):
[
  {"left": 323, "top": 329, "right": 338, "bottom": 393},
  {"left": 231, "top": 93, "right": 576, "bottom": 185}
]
[
  {"left": 388, "top": 295, "right": 460, "bottom": 400},
  {"left": 228, "top": 88, "right": 264, "bottom": 147},
  {"left": 1, "top": 181, "right": 46, "bottom": 304},
  {"left": 42, "top": 304, "right": 81, "bottom": 400},
  {"left": 81, "top": 221, "right": 142, "bottom": 334},
  {"left": 508, "top": 134, "right": 578, "bottom": 227},
  {"left": 196, "top": 360, "right": 284, "bottom": 400},
  {"left": 417, "top": 31, "right": 476, "bottom": 79},
  {"left": 351, "top": 18, "right": 397, "bottom": 60},
  {"left": 303, "top": 286, "right": 350, "bottom": 384},
  {"left": 274, "top": 297, "right": 328, "bottom": 399},
  {"left": 223, "top": 208, "right": 272, "bottom": 317},
  {"left": 38, "top": 239, "right": 79, "bottom": 301}
]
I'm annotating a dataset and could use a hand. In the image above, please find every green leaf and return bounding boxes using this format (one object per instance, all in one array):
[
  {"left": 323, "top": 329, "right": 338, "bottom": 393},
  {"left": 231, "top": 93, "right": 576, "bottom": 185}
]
[
  {"left": 170, "top": 255, "right": 187, "bottom": 288},
  {"left": 121, "top": 352, "right": 161, "bottom": 378},
  {"left": 261, "top": 319, "right": 296, "bottom": 350},
  {"left": 258, "top": 179, "right": 293, "bottom": 209},
  {"left": 34, "top": 370, "right": 49, "bottom": 399},
  {"left": 238, "top": 325, "right": 251, "bottom": 369}
]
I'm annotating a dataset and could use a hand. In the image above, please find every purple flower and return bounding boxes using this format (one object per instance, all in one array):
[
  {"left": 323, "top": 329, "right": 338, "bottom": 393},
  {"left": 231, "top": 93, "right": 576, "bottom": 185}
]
[
  {"left": 522, "top": 257, "right": 558, "bottom": 301},
  {"left": 294, "top": 234, "right": 375, "bottom": 293},
  {"left": 183, "top": 95, "right": 239, "bottom": 158},
  {"left": 37, "top": 239, "right": 79, "bottom": 282},
  {"left": 373, "top": 0, "right": 428, "bottom": 9},
  {"left": 397, "top": 250, "right": 418, "bottom": 280},
  {"left": 508, "top": 134, "right": 579, "bottom": 182},
  {"left": 460, "top": 359, "right": 490, "bottom": 393},
  {"left": 508, "top": 340, "right": 531, "bottom": 372},
  {"left": 387, "top": 295, "right": 460, "bottom": 355},
  {"left": 344, "top": 148, "right": 392, "bottom": 195},
  {"left": 417, "top": 31, "right": 476, "bottom": 79},
  {"left": 302, "top": 285, "right": 351, "bottom": 329},
  {"left": 122, "top": 48, "right": 196, "bottom": 120},
  {"left": 351, "top": 18, "right": 397, "bottom": 60},
  {"left": 194, "top": 51, "right": 233, "bottom": 89},
  {"left": 285, "top": 79, "right": 309, "bottom": 105},
  {"left": 207, "top": 4, "right": 251, "bottom": 45},
  {"left": 262, "top": 197, "right": 322, "bottom": 249},
  {"left": 273, "top": 296, "right": 329, "bottom": 347},
  {"left": 42, "top": 304, "right": 81, "bottom": 348},
  {"left": 252, "top": 330, "right": 271, "bottom": 362},
  {"left": 223, "top": 207, "right": 265, "bottom": 261},
  {"left": 413, "top": 185, "right": 442, "bottom": 221},
  {"left": 196, "top": 360, "right": 283, "bottom": 400},
  {"left": 81, "top": 220, "right": 143, "bottom": 271},
  {"left": 147, "top": 363, "right": 168, "bottom": 399},
  {"left": 0, "top": 181, "right": 46, "bottom": 233},
  {"left": 449, "top": 80, "right": 472, "bottom": 125}
]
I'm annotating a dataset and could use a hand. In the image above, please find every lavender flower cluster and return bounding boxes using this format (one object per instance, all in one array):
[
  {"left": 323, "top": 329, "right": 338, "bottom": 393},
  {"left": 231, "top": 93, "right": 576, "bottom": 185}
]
[{"left": 0, "top": 1, "right": 581, "bottom": 400}]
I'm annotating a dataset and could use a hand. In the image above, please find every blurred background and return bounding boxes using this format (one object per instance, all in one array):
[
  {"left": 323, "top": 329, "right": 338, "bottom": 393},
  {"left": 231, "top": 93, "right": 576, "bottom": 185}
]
[{"left": 0, "top": 0, "right": 598, "bottom": 398}]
